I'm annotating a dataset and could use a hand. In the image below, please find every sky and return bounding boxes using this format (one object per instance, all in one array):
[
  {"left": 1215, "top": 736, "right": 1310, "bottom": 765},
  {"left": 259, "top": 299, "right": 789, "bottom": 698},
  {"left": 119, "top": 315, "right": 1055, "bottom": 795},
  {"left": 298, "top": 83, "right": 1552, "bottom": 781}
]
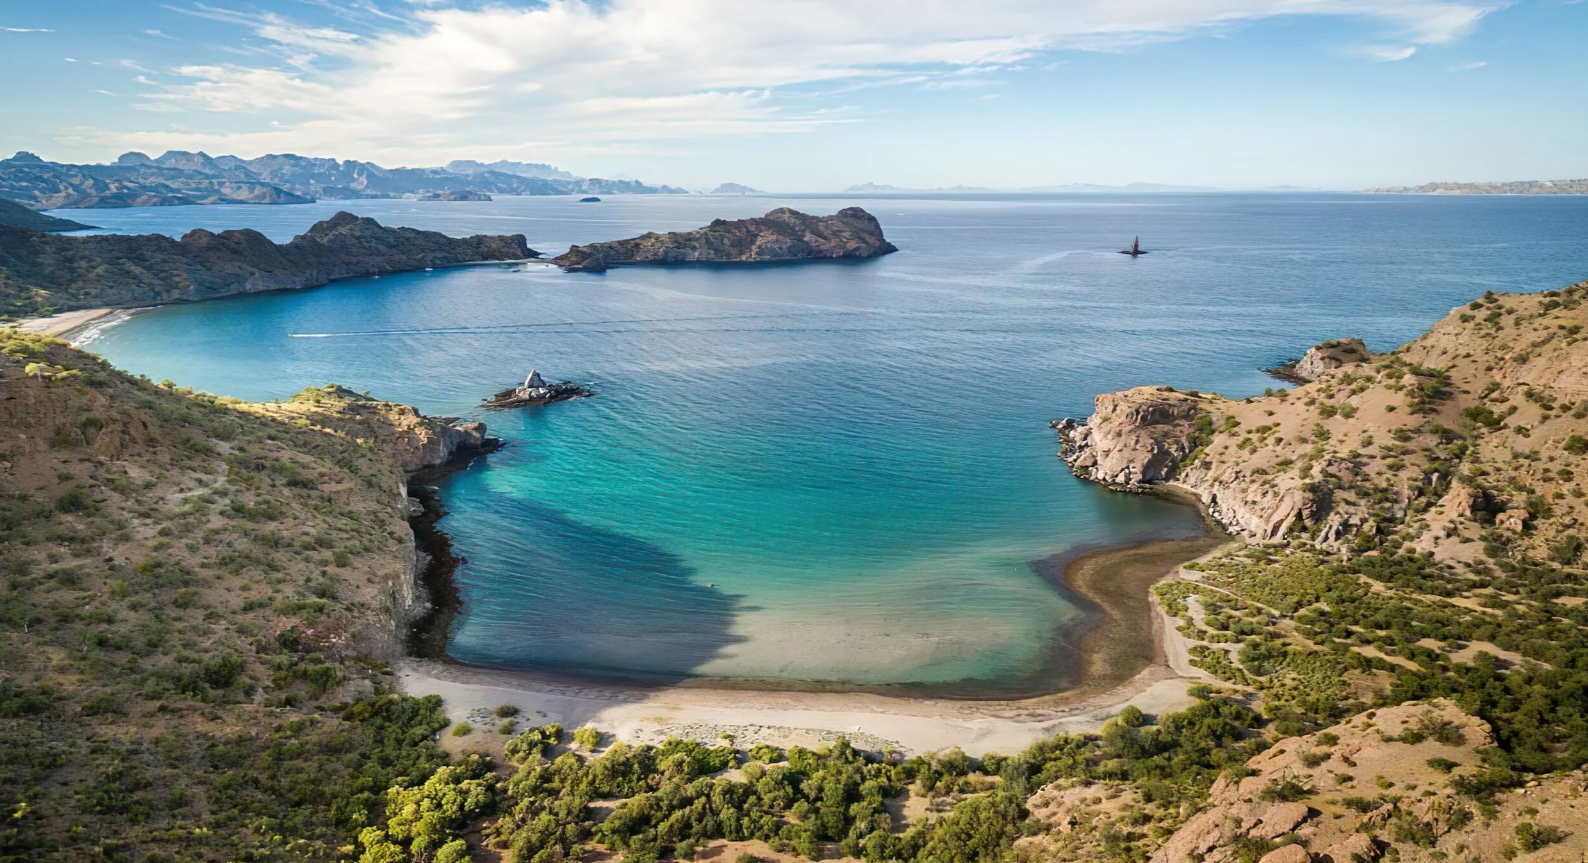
[{"left": 0, "top": 0, "right": 1584, "bottom": 191}]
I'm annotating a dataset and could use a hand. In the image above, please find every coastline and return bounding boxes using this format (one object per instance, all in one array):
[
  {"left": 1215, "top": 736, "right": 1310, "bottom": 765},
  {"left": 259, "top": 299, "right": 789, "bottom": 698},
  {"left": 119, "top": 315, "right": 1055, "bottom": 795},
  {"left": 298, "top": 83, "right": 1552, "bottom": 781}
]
[{"left": 397, "top": 526, "right": 1233, "bottom": 756}]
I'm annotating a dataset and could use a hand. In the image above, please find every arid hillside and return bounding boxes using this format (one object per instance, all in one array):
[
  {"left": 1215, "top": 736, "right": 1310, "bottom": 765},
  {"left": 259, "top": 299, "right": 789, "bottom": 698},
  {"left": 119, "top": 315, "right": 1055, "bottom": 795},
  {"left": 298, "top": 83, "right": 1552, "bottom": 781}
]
[
  {"left": 0, "top": 332, "right": 484, "bottom": 861},
  {"left": 1063, "top": 280, "right": 1588, "bottom": 565}
]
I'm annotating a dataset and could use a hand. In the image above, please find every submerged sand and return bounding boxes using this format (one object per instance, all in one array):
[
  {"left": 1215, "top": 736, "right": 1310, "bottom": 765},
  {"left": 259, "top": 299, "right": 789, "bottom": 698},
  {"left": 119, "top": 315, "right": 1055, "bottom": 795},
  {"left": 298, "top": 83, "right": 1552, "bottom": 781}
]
[{"left": 400, "top": 534, "right": 1236, "bottom": 756}]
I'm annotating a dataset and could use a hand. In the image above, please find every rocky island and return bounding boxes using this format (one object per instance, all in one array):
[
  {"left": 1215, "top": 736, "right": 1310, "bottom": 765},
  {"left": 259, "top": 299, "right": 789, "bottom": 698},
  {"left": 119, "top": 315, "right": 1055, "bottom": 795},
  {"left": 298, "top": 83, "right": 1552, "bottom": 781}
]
[
  {"left": 552, "top": 206, "right": 897, "bottom": 272},
  {"left": 421, "top": 190, "right": 492, "bottom": 201},
  {"left": 0, "top": 211, "right": 536, "bottom": 317},
  {"left": 483, "top": 370, "right": 592, "bottom": 409}
]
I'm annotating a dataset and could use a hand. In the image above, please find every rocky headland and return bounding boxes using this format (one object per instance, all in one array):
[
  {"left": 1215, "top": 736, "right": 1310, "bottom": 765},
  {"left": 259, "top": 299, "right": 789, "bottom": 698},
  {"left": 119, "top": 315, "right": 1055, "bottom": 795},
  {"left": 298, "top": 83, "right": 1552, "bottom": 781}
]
[
  {"left": 1060, "top": 281, "right": 1588, "bottom": 560},
  {"left": 552, "top": 207, "right": 897, "bottom": 271},
  {"left": 0, "top": 196, "right": 94, "bottom": 232},
  {"left": 0, "top": 210, "right": 535, "bottom": 317}
]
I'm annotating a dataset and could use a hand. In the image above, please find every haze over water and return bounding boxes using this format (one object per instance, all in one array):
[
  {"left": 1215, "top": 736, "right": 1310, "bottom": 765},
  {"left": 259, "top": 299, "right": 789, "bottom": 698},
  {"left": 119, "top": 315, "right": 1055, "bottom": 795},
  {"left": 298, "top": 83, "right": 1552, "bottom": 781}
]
[{"left": 79, "top": 193, "right": 1588, "bottom": 694}]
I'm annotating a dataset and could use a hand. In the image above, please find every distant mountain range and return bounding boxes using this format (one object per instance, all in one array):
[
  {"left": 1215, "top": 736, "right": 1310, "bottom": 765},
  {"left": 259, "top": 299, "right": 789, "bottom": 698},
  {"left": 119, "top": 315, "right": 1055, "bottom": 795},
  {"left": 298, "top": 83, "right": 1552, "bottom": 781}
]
[
  {"left": 712, "top": 183, "right": 761, "bottom": 194},
  {"left": 0, "top": 151, "right": 688, "bottom": 210},
  {"left": 844, "top": 181, "right": 1212, "bottom": 193},
  {"left": 1362, "top": 179, "right": 1588, "bottom": 195}
]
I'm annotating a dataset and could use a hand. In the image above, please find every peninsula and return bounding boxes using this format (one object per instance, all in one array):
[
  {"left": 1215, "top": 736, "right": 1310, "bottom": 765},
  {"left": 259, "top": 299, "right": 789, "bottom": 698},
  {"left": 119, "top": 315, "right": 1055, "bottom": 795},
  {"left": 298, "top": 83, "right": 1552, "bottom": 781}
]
[
  {"left": 0, "top": 197, "right": 93, "bottom": 232},
  {"left": 0, "top": 211, "right": 535, "bottom": 317},
  {"left": 552, "top": 206, "right": 897, "bottom": 271}
]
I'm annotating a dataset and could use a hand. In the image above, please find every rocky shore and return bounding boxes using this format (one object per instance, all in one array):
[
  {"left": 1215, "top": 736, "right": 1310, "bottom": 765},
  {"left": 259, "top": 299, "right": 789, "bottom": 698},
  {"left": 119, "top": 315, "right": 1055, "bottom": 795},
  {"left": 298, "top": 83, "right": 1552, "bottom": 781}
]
[
  {"left": 1058, "top": 281, "right": 1588, "bottom": 558},
  {"left": 553, "top": 207, "right": 896, "bottom": 271},
  {"left": 0, "top": 210, "right": 536, "bottom": 317}
]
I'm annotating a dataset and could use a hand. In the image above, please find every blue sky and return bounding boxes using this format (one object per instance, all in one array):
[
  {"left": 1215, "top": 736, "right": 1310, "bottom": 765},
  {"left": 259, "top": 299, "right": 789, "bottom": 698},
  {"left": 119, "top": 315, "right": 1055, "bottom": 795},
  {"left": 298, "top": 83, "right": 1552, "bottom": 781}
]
[{"left": 0, "top": 0, "right": 1583, "bottom": 191}]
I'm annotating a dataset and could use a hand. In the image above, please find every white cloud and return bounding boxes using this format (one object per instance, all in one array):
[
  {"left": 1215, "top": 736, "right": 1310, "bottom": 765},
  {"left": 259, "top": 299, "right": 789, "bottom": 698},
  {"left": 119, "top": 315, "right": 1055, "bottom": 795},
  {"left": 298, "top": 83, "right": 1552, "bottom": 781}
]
[
  {"left": 1350, "top": 44, "right": 1420, "bottom": 61},
  {"left": 1451, "top": 60, "right": 1488, "bottom": 70},
  {"left": 1, "top": 27, "right": 54, "bottom": 33},
  {"left": 98, "top": 0, "right": 1506, "bottom": 161}
]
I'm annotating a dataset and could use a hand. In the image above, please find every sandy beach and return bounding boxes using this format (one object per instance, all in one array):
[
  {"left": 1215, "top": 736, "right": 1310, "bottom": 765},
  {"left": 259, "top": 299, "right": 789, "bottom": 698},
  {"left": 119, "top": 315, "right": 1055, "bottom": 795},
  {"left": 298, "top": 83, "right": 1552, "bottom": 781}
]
[
  {"left": 400, "top": 534, "right": 1238, "bottom": 756},
  {"left": 11, "top": 307, "right": 115, "bottom": 338}
]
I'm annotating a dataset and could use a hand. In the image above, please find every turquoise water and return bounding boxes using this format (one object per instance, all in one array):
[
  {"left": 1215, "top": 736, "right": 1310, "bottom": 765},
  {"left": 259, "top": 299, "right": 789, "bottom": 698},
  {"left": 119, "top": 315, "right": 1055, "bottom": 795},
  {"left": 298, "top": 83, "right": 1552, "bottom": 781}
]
[{"left": 76, "top": 193, "right": 1588, "bottom": 693}]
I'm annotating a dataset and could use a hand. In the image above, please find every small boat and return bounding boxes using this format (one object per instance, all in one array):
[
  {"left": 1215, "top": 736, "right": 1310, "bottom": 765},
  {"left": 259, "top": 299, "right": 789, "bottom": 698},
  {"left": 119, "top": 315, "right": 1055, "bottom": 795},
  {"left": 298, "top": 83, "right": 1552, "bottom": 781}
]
[
  {"left": 483, "top": 370, "right": 592, "bottom": 410},
  {"left": 1119, "top": 236, "right": 1149, "bottom": 257}
]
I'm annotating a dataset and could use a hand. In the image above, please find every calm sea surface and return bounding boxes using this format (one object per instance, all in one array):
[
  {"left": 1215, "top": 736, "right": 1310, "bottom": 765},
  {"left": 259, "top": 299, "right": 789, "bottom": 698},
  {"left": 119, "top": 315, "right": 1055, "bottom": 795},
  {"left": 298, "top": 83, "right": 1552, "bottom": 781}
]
[{"left": 72, "top": 193, "right": 1588, "bottom": 693}]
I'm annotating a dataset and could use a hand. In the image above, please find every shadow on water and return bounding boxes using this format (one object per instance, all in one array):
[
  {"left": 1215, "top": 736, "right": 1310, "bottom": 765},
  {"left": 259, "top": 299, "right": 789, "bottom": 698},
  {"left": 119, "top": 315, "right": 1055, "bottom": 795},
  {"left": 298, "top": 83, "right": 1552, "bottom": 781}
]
[{"left": 413, "top": 455, "right": 750, "bottom": 684}]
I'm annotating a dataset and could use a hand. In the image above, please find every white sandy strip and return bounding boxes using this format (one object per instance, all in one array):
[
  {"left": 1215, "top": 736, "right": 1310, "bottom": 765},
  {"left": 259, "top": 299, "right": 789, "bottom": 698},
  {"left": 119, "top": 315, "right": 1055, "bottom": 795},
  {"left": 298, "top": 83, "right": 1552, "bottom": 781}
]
[
  {"left": 398, "top": 660, "right": 1202, "bottom": 757},
  {"left": 11, "top": 308, "right": 114, "bottom": 338}
]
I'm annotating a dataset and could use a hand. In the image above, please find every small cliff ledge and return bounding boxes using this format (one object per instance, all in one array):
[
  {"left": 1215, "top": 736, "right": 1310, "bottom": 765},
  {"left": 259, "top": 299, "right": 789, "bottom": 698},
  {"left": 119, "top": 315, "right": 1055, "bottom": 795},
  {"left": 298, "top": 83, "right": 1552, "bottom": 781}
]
[
  {"left": 1060, "top": 280, "right": 1588, "bottom": 561},
  {"left": 0, "top": 210, "right": 536, "bottom": 317},
  {"left": 249, "top": 383, "right": 490, "bottom": 474},
  {"left": 552, "top": 207, "right": 896, "bottom": 271}
]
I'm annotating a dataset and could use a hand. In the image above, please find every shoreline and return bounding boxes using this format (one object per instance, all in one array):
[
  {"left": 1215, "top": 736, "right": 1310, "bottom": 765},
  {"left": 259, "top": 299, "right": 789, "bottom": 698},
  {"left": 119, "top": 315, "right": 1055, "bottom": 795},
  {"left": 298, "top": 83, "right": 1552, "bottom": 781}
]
[
  {"left": 397, "top": 527, "right": 1233, "bottom": 756},
  {"left": 3, "top": 257, "right": 548, "bottom": 341}
]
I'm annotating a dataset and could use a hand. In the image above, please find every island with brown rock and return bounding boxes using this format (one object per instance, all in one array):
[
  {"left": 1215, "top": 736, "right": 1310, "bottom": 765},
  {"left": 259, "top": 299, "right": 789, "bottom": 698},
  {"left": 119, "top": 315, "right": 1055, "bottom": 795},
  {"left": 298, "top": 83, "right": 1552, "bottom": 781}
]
[{"left": 552, "top": 206, "right": 897, "bottom": 271}]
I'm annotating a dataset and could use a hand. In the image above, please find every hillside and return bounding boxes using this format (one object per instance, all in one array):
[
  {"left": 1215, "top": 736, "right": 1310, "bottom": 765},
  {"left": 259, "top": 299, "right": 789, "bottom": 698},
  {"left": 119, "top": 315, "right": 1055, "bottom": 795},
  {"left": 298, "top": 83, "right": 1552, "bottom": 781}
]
[
  {"left": 0, "top": 332, "right": 488, "bottom": 860},
  {"left": 0, "top": 198, "right": 92, "bottom": 233},
  {"left": 1061, "top": 280, "right": 1588, "bottom": 563},
  {"left": 553, "top": 207, "right": 897, "bottom": 271},
  {"left": 0, "top": 211, "right": 534, "bottom": 318}
]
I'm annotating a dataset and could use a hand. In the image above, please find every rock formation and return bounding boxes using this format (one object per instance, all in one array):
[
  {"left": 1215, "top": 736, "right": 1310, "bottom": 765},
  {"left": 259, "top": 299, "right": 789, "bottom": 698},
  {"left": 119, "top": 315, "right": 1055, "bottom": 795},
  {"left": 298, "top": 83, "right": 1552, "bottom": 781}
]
[
  {"left": 1266, "top": 338, "right": 1369, "bottom": 384},
  {"left": 250, "top": 383, "right": 491, "bottom": 474},
  {"left": 0, "top": 211, "right": 536, "bottom": 316},
  {"left": 552, "top": 207, "right": 897, "bottom": 271},
  {"left": 1060, "top": 282, "right": 1588, "bottom": 561}
]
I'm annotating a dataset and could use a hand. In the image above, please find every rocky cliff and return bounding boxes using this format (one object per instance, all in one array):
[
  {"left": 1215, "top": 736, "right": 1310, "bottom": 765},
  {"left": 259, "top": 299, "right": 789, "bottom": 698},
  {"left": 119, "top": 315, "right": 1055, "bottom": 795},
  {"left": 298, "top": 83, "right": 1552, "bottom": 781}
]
[
  {"left": 0, "top": 210, "right": 535, "bottom": 316},
  {"left": 1061, "top": 280, "right": 1588, "bottom": 562},
  {"left": 552, "top": 207, "right": 897, "bottom": 271},
  {"left": 248, "top": 383, "right": 490, "bottom": 474}
]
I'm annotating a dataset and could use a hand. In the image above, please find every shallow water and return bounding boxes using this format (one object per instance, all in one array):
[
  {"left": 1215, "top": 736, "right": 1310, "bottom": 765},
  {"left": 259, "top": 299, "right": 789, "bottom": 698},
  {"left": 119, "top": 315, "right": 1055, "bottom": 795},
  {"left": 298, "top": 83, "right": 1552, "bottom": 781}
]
[{"left": 77, "top": 192, "right": 1588, "bottom": 693}]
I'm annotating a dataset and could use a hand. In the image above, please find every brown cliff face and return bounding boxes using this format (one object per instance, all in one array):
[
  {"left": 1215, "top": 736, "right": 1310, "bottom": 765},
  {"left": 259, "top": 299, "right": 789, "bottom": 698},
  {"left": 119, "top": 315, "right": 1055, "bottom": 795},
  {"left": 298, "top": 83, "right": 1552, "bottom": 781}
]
[
  {"left": 1062, "top": 280, "right": 1588, "bottom": 561},
  {"left": 553, "top": 207, "right": 897, "bottom": 271},
  {"left": 0, "top": 211, "right": 536, "bottom": 316}
]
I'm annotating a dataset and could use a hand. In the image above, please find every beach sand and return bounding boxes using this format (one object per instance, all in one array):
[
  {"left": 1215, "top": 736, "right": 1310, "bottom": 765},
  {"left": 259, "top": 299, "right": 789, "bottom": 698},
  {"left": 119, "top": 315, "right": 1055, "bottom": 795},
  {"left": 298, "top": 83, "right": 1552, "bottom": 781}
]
[
  {"left": 400, "top": 534, "right": 1236, "bottom": 756},
  {"left": 11, "top": 308, "right": 114, "bottom": 337}
]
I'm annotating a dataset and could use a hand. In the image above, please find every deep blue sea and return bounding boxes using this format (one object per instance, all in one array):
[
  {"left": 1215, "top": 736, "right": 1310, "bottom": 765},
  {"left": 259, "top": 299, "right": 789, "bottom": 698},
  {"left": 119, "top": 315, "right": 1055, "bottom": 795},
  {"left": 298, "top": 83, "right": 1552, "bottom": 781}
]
[{"left": 70, "top": 192, "right": 1588, "bottom": 693}]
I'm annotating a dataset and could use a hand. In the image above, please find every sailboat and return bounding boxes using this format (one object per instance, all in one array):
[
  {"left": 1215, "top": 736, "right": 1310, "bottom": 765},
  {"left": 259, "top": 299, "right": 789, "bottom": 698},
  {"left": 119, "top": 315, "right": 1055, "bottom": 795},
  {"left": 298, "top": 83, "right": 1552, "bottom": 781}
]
[{"left": 1119, "top": 236, "right": 1148, "bottom": 257}]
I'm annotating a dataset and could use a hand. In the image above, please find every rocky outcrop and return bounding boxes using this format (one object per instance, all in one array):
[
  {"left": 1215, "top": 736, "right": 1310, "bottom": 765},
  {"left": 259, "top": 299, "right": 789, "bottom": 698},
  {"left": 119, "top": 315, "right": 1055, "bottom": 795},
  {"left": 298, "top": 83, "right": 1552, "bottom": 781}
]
[
  {"left": 253, "top": 384, "right": 490, "bottom": 474},
  {"left": 553, "top": 207, "right": 897, "bottom": 271},
  {"left": 0, "top": 211, "right": 536, "bottom": 316},
  {"left": 0, "top": 197, "right": 93, "bottom": 232},
  {"left": 1060, "top": 281, "right": 1588, "bottom": 560},
  {"left": 1267, "top": 338, "right": 1370, "bottom": 383}
]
